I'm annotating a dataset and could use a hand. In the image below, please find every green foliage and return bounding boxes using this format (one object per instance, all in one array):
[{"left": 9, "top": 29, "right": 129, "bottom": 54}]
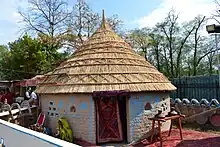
[
  {"left": 0, "top": 34, "right": 69, "bottom": 80},
  {"left": 0, "top": 45, "right": 8, "bottom": 57},
  {"left": 0, "top": 45, "right": 9, "bottom": 78},
  {"left": 0, "top": 35, "right": 46, "bottom": 80}
]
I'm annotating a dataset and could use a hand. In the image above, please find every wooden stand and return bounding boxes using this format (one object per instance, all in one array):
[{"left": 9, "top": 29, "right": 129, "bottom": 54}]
[{"left": 149, "top": 114, "right": 185, "bottom": 147}]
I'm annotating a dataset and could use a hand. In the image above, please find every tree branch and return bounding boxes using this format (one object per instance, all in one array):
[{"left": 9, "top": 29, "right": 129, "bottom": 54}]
[{"left": 197, "top": 47, "right": 218, "bottom": 65}]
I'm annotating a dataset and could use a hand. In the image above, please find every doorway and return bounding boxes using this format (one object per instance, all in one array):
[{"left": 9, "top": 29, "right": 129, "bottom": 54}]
[
  {"left": 93, "top": 90, "right": 129, "bottom": 144},
  {"left": 118, "top": 95, "right": 128, "bottom": 143}
]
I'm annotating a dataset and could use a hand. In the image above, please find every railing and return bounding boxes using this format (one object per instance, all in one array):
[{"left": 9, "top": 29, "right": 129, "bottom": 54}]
[{"left": 0, "top": 101, "right": 33, "bottom": 122}]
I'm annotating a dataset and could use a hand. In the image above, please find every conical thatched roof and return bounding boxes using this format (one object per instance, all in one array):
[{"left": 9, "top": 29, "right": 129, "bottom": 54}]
[{"left": 36, "top": 10, "right": 176, "bottom": 94}]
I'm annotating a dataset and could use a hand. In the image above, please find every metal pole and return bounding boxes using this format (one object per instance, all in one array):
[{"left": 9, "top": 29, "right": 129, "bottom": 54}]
[{"left": 215, "top": 34, "right": 220, "bottom": 100}]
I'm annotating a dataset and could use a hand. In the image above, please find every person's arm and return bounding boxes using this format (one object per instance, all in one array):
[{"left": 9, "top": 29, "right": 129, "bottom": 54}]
[
  {"left": 25, "top": 91, "right": 30, "bottom": 99},
  {"left": 31, "top": 92, "right": 37, "bottom": 99},
  {"left": 30, "top": 92, "right": 33, "bottom": 99}
]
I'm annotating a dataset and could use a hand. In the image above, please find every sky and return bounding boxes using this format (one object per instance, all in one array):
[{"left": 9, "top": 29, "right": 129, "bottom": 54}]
[{"left": 0, "top": 0, "right": 217, "bottom": 45}]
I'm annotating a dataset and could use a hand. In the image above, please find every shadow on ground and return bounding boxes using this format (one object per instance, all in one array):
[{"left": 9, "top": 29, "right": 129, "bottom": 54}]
[
  {"left": 132, "top": 129, "right": 220, "bottom": 147},
  {"left": 176, "top": 137, "right": 220, "bottom": 147}
]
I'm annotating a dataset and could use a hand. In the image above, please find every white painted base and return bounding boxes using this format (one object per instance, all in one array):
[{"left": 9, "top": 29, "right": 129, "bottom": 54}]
[{"left": 0, "top": 119, "right": 79, "bottom": 147}]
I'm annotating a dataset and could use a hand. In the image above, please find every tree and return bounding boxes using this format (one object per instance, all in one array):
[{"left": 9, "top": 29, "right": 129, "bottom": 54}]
[
  {"left": 183, "top": 15, "right": 220, "bottom": 76},
  {"left": 155, "top": 10, "right": 196, "bottom": 78},
  {"left": 69, "top": 0, "right": 100, "bottom": 47},
  {"left": 19, "top": 0, "right": 70, "bottom": 37},
  {"left": 0, "top": 45, "right": 8, "bottom": 57},
  {"left": 106, "top": 14, "right": 123, "bottom": 33},
  {"left": 18, "top": 0, "right": 123, "bottom": 52},
  {"left": 190, "top": 16, "right": 206, "bottom": 75},
  {"left": 0, "top": 35, "right": 58, "bottom": 80},
  {"left": 127, "top": 9, "right": 219, "bottom": 78},
  {"left": 156, "top": 10, "right": 179, "bottom": 77},
  {"left": 18, "top": 0, "right": 72, "bottom": 51},
  {"left": 68, "top": 0, "right": 123, "bottom": 49},
  {"left": 212, "top": 0, "right": 220, "bottom": 24},
  {"left": 206, "top": 42, "right": 218, "bottom": 75},
  {"left": 0, "top": 45, "right": 9, "bottom": 79},
  {"left": 127, "top": 28, "right": 151, "bottom": 60},
  {"left": 147, "top": 29, "right": 165, "bottom": 72}
]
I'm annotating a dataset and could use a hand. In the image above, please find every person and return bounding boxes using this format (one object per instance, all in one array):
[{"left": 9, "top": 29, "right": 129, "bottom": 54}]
[
  {"left": 0, "top": 89, "right": 6, "bottom": 102},
  {"left": 24, "top": 87, "right": 32, "bottom": 101},
  {"left": 0, "top": 90, "right": 4, "bottom": 102},
  {"left": 3, "top": 88, "right": 14, "bottom": 105},
  {"left": 30, "top": 88, "right": 39, "bottom": 106},
  {"left": 31, "top": 89, "right": 37, "bottom": 100},
  {"left": 14, "top": 91, "right": 22, "bottom": 104}
]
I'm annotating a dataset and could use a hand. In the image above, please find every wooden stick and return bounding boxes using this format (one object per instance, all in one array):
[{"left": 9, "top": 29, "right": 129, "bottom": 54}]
[
  {"left": 178, "top": 117, "right": 183, "bottom": 140},
  {"left": 184, "top": 107, "right": 220, "bottom": 121},
  {"left": 150, "top": 120, "right": 155, "bottom": 143},
  {"left": 158, "top": 120, "right": 163, "bottom": 147},
  {"left": 168, "top": 120, "right": 172, "bottom": 136}
]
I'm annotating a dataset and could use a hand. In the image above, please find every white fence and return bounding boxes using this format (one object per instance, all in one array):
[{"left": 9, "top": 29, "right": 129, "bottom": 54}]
[{"left": 0, "top": 119, "right": 80, "bottom": 147}]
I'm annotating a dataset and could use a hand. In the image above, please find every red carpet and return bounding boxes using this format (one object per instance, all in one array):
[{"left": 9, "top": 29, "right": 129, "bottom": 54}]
[{"left": 133, "top": 129, "right": 220, "bottom": 147}]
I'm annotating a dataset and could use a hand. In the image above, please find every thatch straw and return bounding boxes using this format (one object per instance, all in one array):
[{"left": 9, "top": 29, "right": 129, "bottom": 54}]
[{"left": 36, "top": 10, "right": 176, "bottom": 94}]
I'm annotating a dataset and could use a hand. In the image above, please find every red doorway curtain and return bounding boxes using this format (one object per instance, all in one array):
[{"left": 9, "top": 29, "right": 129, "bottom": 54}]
[{"left": 95, "top": 96, "right": 123, "bottom": 143}]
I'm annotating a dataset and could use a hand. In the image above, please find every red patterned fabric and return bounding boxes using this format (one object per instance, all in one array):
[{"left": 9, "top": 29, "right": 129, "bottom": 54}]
[{"left": 95, "top": 97, "right": 123, "bottom": 143}]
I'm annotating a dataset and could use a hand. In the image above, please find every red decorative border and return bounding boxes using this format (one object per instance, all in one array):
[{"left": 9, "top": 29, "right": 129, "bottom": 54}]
[{"left": 73, "top": 138, "right": 96, "bottom": 146}]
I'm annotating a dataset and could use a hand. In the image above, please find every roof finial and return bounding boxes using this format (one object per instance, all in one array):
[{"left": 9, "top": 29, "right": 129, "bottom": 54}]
[{"left": 101, "top": 9, "right": 106, "bottom": 28}]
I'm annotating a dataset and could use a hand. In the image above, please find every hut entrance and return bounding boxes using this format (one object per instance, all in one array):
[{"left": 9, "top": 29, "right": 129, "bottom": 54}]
[
  {"left": 93, "top": 90, "right": 129, "bottom": 144},
  {"left": 118, "top": 95, "right": 128, "bottom": 143}
]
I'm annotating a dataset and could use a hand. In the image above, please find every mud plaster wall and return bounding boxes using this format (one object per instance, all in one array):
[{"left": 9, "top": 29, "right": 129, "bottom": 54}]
[
  {"left": 39, "top": 94, "right": 96, "bottom": 144},
  {"left": 127, "top": 92, "right": 171, "bottom": 142}
]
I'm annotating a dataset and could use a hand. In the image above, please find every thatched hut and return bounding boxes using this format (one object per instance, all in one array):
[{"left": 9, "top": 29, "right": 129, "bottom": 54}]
[{"left": 36, "top": 10, "right": 176, "bottom": 145}]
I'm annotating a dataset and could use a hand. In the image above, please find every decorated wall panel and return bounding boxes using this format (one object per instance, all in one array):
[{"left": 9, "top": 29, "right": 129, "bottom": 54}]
[
  {"left": 127, "top": 92, "right": 171, "bottom": 142},
  {"left": 40, "top": 94, "right": 96, "bottom": 144}
]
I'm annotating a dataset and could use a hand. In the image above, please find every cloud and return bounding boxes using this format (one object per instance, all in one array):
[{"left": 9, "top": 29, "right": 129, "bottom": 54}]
[
  {"left": 0, "top": 0, "right": 27, "bottom": 45},
  {"left": 136, "top": 0, "right": 216, "bottom": 28},
  {"left": 11, "top": 12, "right": 23, "bottom": 23}
]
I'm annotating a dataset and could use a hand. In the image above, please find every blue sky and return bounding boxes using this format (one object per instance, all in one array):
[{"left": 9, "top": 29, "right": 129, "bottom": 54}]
[
  {"left": 0, "top": 0, "right": 216, "bottom": 45},
  {"left": 85, "top": 0, "right": 162, "bottom": 29}
]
